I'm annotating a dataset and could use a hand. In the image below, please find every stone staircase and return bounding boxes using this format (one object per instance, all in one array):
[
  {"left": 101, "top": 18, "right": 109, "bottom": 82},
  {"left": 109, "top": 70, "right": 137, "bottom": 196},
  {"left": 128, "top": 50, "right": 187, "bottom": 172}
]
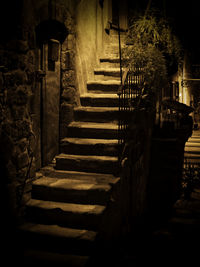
[
  {"left": 184, "top": 130, "right": 200, "bottom": 165},
  {"left": 20, "top": 32, "right": 124, "bottom": 266}
]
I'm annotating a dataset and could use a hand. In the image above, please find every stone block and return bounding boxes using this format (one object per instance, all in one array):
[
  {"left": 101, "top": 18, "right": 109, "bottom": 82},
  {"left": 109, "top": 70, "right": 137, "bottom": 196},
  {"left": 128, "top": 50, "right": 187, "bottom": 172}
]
[
  {"left": 60, "top": 103, "right": 74, "bottom": 124},
  {"left": 9, "top": 120, "right": 32, "bottom": 140},
  {"left": 11, "top": 105, "right": 27, "bottom": 121},
  {"left": 17, "top": 150, "right": 29, "bottom": 169},
  {"left": 62, "top": 70, "right": 76, "bottom": 87},
  {"left": 61, "top": 50, "right": 75, "bottom": 70},
  {"left": 62, "top": 86, "right": 76, "bottom": 104},
  {"left": 7, "top": 40, "right": 29, "bottom": 53},
  {"left": 62, "top": 34, "right": 75, "bottom": 51},
  {"left": 4, "top": 70, "right": 27, "bottom": 87}
]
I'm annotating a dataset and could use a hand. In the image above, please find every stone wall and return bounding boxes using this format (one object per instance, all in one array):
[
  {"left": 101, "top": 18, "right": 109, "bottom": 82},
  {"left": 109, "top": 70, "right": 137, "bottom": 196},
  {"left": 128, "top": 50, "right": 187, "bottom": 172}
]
[
  {"left": 60, "top": 17, "right": 79, "bottom": 139},
  {"left": 0, "top": 33, "right": 36, "bottom": 220},
  {"left": 0, "top": 0, "right": 79, "bottom": 220}
]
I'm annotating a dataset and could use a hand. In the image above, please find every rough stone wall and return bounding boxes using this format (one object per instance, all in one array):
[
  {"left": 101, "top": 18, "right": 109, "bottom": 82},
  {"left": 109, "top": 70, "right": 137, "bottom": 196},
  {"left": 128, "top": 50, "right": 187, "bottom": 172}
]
[
  {"left": 0, "top": 32, "right": 36, "bottom": 219},
  {"left": 60, "top": 17, "right": 80, "bottom": 139},
  {"left": 0, "top": 0, "right": 79, "bottom": 219}
]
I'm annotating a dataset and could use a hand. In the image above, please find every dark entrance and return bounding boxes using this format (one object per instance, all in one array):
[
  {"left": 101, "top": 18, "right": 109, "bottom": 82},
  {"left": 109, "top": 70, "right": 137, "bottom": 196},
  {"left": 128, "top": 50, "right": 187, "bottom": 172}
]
[
  {"left": 34, "top": 41, "right": 61, "bottom": 169},
  {"left": 34, "top": 20, "right": 67, "bottom": 169}
]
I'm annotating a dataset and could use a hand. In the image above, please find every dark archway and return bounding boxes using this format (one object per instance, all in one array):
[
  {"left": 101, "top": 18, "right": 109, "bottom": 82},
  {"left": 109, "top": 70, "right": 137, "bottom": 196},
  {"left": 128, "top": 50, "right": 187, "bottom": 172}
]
[{"left": 36, "top": 19, "right": 68, "bottom": 45}]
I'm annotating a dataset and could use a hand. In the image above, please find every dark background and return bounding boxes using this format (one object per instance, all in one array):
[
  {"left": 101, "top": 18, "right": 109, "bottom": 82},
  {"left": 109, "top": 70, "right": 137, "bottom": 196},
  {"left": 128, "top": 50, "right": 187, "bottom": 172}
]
[{"left": 128, "top": 0, "right": 200, "bottom": 63}]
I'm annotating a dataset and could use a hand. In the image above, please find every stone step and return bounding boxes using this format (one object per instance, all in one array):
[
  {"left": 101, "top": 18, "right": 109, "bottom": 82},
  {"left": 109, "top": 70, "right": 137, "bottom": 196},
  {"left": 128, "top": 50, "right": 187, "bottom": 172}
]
[
  {"left": 185, "top": 142, "right": 200, "bottom": 147},
  {"left": 23, "top": 249, "right": 89, "bottom": 267},
  {"left": 74, "top": 106, "right": 118, "bottom": 123},
  {"left": 38, "top": 166, "right": 120, "bottom": 184},
  {"left": 184, "top": 146, "right": 200, "bottom": 154},
  {"left": 187, "top": 139, "right": 200, "bottom": 144},
  {"left": 192, "top": 131, "right": 200, "bottom": 136},
  {"left": 94, "top": 68, "right": 121, "bottom": 81},
  {"left": 67, "top": 121, "right": 118, "bottom": 139},
  {"left": 99, "top": 57, "right": 120, "bottom": 68},
  {"left": 19, "top": 223, "right": 97, "bottom": 255},
  {"left": 80, "top": 93, "right": 119, "bottom": 107},
  {"left": 94, "top": 67, "right": 120, "bottom": 76},
  {"left": 87, "top": 80, "right": 120, "bottom": 93},
  {"left": 184, "top": 153, "right": 200, "bottom": 159},
  {"left": 55, "top": 153, "right": 118, "bottom": 174},
  {"left": 26, "top": 199, "right": 105, "bottom": 230},
  {"left": 32, "top": 176, "right": 114, "bottom": 204},
  {"left": 100, "top": 57, "right": 120, "bottom": 63},
  {"left": 60, "top": 137, "right": 118, "bottom": 156}
]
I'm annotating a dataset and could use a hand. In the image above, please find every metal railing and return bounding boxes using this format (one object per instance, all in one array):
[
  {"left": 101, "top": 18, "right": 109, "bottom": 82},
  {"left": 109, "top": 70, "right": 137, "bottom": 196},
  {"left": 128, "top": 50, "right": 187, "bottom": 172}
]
[{"left": 118, "top": 67, "right": 144, "bottom": 160}]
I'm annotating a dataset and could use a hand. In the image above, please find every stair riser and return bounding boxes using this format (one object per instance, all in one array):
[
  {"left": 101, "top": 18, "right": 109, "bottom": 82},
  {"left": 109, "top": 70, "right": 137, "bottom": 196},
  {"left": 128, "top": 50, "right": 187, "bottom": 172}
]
[
  {"left": 56, "top": 157, "right": 118, "bottom": 174},
  {"left": 67, "top": 127, "right": 118, "bottom": 139},
  {"left": 80, "top": 97, "right": 119, "bottom": 107},
  {"left": 60, "top": 142, "right": 118, "bottom": 156},
  {"left": 94, "top": 70, "right": 120, "bottom": 77},
  {"left": 32, "top": 185, "right": 110, "bottom": 205},
  {"left": 87, "top": 83, "right": 119, "bottom": 93},
  {"left": 100, "top": 61, "right": 120, "bottom": 68},
  {"left": 20, "top": 230, "right": 95, "bottom": 256},
  {"left": 74, "top": 110, "right": 119, "bottom": 123},
  {"left": 26, "top": 206, "right": 103, "bottom": 231}
]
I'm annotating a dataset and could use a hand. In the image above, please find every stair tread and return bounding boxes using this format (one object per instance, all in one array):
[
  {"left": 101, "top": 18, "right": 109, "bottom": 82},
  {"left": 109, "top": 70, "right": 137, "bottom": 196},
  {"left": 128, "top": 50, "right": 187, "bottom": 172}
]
[
  {"left": 184, "top": 153, "right": 200, "bottom": 158},
  {"left": 27, "top": 199, "right": 106, "bottom": 215},
  {"left": 33, "top": 176, "right": 112, "bottom": 191},
  {"left": 38, "top": 167, "right": 120, "bottom": 184},
  {"left": 61, "top": 137, "right": 118, "bottom": 145},
  {"left": 20, "top": 222, "right": 97, "bottom": 241},
  {"left": 80, "top": 93, "right": 118, "bottom": 98},
  {"left": 56, "top": 153, "right": 118, "bottom": 161},
  {"left": 185, "top": 147, "right": 200, "bottom": 152},
  {"left": 185, "top": 142, "right": 200, "bottom": 147},
  {"left": 69, "top": 121, "right": 118, "bottom": 129},
  {"left": 94, "top": 67, "right": 120, "bottom": 72},
  {"left": 87, "top": 80, "right": 120, "bottom": 85},
  {"left": 74, "top": 106, "right": 118, "bottom": 112}
]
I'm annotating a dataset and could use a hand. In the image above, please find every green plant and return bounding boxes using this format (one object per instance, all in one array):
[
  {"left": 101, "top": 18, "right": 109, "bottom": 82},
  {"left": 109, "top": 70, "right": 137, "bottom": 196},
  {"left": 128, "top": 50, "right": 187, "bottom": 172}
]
[{"left": 122, "top": 9, "right": 183, "bottom": 95}]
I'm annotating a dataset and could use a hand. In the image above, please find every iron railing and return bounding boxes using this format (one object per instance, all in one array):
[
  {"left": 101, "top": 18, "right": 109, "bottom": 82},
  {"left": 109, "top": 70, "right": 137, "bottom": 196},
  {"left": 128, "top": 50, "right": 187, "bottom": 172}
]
[{"left": 118, "top": 67, "right": 144, "bottom": 160}]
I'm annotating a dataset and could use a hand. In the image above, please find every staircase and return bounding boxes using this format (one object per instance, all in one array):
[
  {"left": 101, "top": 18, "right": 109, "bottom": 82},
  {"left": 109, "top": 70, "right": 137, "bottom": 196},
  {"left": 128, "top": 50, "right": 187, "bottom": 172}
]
[
  {"left": 20, "top": 32, "right": 124, "bottom": 266},
  {"left": 184, "top": 130, "right": 200, "bottom": 165}
]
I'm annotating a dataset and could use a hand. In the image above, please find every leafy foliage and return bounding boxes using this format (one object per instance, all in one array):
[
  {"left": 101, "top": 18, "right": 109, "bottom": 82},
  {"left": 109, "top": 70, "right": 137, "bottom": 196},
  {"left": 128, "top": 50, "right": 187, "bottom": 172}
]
[{"left": 122, "top": 10, "right": 183, "bottom": 94}]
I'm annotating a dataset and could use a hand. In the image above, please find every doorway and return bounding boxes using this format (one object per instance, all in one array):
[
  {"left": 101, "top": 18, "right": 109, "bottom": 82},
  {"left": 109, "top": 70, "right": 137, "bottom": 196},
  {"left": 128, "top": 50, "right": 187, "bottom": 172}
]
[{"left": 34, "top": 40, "right": 61, "bottom": 169}]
